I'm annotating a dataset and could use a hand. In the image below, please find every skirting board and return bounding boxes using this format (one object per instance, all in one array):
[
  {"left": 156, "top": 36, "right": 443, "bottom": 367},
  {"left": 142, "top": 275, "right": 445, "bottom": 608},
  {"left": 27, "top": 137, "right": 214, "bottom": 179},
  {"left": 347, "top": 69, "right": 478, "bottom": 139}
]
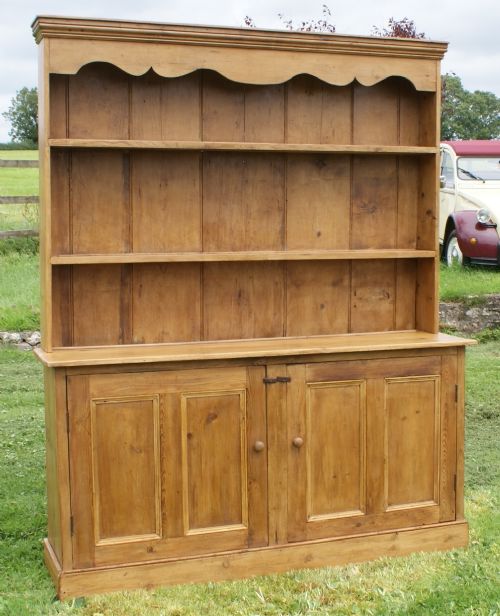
[{"left": 45, "top": 520, "right": 468, "bottom": 599}]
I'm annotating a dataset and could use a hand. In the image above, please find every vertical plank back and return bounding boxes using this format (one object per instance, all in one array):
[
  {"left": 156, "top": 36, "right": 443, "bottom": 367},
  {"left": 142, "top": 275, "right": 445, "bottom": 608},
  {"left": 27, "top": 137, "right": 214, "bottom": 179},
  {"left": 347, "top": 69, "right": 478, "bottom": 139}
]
[
  {"left": 353, "top": 80, "right": 399, "bottom": 145},
  {"left": 287, "top": 76, "right": 352, "bottom": 144},
  {"left": 202, "top": 72, "right": 245, "bottom": 141},
  {"left": 351, "top": 157, "right": 398, "bottom": 249},
  {"left": 131, "top": 152, "right": 201, "bottom": 252},
  {"left": 203, "top": 153, "right": 285, "bottom": 251},
  {"left": 68, "top": 63, "right": 129, "bottom": 139},
  {"left": 287, "top": 155, "right": 350, "bottom": 250},
  {"left": 245, "top": 84, "right": 285, "bottom": 143},
  {"left": 71, "top": 151, "right": 130, "bottom": 254}
]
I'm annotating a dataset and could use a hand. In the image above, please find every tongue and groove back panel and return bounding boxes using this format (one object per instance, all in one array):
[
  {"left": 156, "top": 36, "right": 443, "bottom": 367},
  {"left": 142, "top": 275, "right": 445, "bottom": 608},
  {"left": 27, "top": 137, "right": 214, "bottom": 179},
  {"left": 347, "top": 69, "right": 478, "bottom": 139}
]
[{"left": 48, "top": 66, "right": 436, "bottom": 348}]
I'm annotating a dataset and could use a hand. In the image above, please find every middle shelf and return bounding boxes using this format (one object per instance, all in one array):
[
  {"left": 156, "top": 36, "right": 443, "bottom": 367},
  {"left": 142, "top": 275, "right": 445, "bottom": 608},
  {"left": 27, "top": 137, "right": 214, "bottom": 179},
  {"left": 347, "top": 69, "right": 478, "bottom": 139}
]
[
  {"left": 48, "top": 139, "right": 439, "bottom": 155},
  {"left": 50, "top": 249, "right": 437, "bottom": 265}
]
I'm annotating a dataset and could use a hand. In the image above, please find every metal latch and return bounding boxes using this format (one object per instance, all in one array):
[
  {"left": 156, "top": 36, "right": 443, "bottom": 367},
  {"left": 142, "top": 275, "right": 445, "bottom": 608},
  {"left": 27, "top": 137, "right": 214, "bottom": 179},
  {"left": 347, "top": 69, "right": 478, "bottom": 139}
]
[{"left": 263, "top": 376, "right": 291, "bottom": 384}]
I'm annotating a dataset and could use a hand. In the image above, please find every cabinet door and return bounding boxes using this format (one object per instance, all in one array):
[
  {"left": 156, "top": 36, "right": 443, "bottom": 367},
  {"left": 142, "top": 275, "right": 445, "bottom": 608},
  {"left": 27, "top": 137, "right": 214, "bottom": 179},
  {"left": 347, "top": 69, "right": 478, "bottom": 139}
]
[
  {"left": 68, "top": 366, "right": 267, "bottom": 568},
  {"left": 287, "top": 353, "right": 457, "bottom": 542}
]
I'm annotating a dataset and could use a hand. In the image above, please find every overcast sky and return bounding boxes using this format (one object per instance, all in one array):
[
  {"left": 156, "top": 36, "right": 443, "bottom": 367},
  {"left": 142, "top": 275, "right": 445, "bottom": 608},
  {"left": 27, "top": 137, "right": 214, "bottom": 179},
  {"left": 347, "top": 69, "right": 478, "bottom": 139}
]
[{"left": 1, "top": 0, "right": 499, "bottom": 142}]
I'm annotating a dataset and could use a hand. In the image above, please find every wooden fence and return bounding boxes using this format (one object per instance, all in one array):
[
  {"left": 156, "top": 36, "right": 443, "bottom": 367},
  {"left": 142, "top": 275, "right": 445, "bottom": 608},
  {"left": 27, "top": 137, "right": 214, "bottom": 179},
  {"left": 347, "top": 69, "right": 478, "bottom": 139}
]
[
  {"left": 0, "top": 158, "right": 39, "bottom": 238},
  {"left": 0, "top": 159, "right": 38, "bottom": 168}
]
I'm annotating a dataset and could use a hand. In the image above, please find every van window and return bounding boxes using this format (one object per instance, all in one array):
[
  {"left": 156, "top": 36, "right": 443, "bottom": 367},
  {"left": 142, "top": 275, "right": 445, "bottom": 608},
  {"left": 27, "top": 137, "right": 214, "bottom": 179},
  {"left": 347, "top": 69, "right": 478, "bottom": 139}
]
[{"left": 440, "top": 151, "right": 455, "bottom": 188}]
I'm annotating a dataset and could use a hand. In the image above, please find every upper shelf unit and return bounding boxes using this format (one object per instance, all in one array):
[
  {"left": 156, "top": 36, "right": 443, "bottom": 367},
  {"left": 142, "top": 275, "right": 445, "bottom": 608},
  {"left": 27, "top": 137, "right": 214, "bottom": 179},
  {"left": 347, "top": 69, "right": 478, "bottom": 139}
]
[{"left": 39, "top": 21, "right": 446, "bottom": 351}]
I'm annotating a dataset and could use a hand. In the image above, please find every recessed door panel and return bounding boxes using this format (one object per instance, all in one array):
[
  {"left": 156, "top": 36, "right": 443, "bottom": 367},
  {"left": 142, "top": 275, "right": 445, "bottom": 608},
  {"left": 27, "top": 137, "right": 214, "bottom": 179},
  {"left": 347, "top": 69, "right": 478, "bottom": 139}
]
[
  {"left": 385, "top": 376, "right": 440, "bottom": 509},
  {"left": 92, "top": 397, "right": 161, "bottom": 544},
  {"left": 307, "top": 381, "right": 366, "bottom": 519},
  {"left": 182, "top": 391, "right": 247, "bottom": 533}
]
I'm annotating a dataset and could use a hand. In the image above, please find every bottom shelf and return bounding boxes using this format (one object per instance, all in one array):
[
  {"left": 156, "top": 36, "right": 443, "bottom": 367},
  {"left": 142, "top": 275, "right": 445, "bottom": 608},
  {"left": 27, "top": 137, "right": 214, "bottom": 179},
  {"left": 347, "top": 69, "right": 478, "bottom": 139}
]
[{"left": 34, "top": 331, "right": 475, "bottom": 367}]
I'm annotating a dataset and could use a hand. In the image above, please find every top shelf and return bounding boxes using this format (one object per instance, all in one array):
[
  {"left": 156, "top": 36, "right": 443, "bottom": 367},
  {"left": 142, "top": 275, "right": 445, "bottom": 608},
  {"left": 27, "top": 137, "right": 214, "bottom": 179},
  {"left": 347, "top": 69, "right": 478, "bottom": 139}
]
[{"left": 48, "top": 139, "right": 438, "bottom": 155}]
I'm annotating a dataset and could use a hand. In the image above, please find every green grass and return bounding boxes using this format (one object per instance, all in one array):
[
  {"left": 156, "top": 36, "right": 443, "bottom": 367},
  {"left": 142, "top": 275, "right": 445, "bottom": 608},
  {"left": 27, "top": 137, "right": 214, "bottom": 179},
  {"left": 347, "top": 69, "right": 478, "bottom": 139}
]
[
  {"left": 440, "top": 264, "right": 500, "bottom": 301},
  {"left": 0, "top": 342, "right": 498, "bottom": 615},
  {"left": 0, "top": 168, "right": 39, "bottom": 197},
  {"left": 0, "top": 150, "right": 38, "bottom": 160},
  {"left": 0, "top": 253, "right": 40, "bottom": 330}
]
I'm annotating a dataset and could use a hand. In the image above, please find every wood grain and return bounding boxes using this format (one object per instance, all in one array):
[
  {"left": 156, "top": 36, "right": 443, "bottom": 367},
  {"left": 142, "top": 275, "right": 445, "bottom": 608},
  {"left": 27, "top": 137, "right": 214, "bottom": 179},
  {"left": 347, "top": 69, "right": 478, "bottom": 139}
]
[
  {"left": 48, "top": 138, "right": 438, "bottom": 154},
  {"left": 385, "top": 376, "right": 440, "bottom": 509},
  {"left": 266, "top": 364, "right": 289, "bottom": 545},
  {"left": 202, "top": 262, "right": 285, "bottom": 340},
  {"left": 72, "top": 265, "right": 130, "bottom": 346},
  {"left": 350, "top": 261, "right": 396, "bottom": 333},
  {"left": 131, "top": 152, "right": 201, "bottom": 253},
  {"left": 306, "top": 380, "right": 366, "bottom": 518},
  {"left": 286, "top": 155, "right": 350, "bottom": 250},
  {"left": 202, "top": 153, "right": 285, "bottom": 251},
  {"left": 182, "top": 391, "right": 247, "bottom": 531},
  {"left": 286, "top": 261, "right": 350, "bottom": 336},
  {"left": 351, "top": 156, "right": 398, "bottom": 250},
  {"left": 68, "top": 63, "right": 129, "bottom": 139},
  {"left": 91, "top": 397, "right": 161, "bottom": 542},
  {"left": 353, "top": 80, "right": 398, "bottom": 146},
  {"left": 287, "top": 76, "right": 352, "bottom": 144},
  {"left": 35, "top": 332, "right": 475, "bottom": 368},
  {"left": 50, "top": 250, "right": 436, "bottom": 265},
  {"left": 132, "top": 263, "right": 201, "bottom": 343},
  {"left": 70, "top": 151, "right": 129, "bottom": 254}
]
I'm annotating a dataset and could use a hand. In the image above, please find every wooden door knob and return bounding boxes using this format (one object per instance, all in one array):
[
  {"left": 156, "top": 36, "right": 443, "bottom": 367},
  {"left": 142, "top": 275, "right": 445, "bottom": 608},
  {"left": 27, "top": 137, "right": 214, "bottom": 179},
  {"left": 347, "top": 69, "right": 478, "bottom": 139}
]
[
  {"left": 292, "top": 437, "right": 304, "bottom": 448},
  {"left": 253, "top": 440, "right": 265, "bottom": 452}
]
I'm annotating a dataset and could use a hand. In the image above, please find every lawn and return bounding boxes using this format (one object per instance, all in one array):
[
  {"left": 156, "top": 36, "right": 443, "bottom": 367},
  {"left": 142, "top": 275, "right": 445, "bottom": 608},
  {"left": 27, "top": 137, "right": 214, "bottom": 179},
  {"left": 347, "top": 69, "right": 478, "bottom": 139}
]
[
  {"left": 0, "top": 150, "right": 39, "bottom": 233},
  {"left": 0, "top": 168, "right": 39, "bottom": 197},
  {"left": 0, "top": 150, "right": 39, "bottom": 160},
  {"left": 0, "top": 342, "right": 498, "bottom": 615},
  {"left": 440, "top": 264, "right": 500, "bottom": 300},
  {"left": 0, "top": 253, "right": 40, "bottom": 331}
]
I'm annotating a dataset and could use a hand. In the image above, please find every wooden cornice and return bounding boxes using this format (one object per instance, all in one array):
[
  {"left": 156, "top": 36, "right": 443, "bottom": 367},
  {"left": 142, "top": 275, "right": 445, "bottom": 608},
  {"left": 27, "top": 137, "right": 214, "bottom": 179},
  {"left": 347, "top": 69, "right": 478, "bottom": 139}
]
[
  {"left": 32, "top": 16, "right": 447, "bottom": 59},
  {"left": 31, "top": 16, "right": 447, "bottom": 91}
]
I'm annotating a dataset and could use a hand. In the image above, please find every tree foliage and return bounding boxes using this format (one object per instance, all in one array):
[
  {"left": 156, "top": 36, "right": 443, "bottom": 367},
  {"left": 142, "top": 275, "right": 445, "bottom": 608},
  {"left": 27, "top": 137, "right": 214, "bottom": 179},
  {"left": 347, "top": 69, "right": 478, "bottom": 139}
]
[
  {"left": 2, "top": 87, "right": 38, "bottom": 145},
  {"left": 371, "top": 17, "right": 425, "bottom": 39},
  {"left": 245, "top": 5, "right": 335, "bottom": 33},
  {"left": 441, "top": 74, "right": 500, "bottom": 140}
]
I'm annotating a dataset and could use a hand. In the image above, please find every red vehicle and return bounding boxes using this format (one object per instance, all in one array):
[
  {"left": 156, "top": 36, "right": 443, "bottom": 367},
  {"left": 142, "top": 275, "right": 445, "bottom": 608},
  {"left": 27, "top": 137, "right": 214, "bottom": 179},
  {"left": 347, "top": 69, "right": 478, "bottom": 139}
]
[{"left": 440, "top": 140, "right": 500, "bottom": 267}]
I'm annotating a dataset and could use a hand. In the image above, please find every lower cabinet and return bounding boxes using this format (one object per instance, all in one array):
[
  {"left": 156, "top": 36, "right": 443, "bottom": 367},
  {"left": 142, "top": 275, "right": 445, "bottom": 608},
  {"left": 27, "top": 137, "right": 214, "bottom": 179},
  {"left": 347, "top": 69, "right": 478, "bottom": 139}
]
[{"left": 64, "top": 350, "right": 460, "bottom": 573}]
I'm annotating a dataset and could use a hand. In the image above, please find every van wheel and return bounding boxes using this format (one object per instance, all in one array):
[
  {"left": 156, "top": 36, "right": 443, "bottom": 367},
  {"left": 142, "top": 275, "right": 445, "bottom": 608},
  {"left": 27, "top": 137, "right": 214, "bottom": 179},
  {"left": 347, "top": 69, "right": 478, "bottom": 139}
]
[{"left": 444, "top": 230, "right": 469, "bottom": 267}]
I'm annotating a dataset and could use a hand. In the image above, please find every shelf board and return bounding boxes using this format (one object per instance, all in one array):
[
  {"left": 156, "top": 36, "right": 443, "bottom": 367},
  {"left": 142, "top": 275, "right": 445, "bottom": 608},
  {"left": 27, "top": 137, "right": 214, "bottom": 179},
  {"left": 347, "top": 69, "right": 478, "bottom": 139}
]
[
  {"left": 48, "top": 139, "right": 438, "bottom": 155},
  {"left": 34, "top": 331, "right": 475, "bottom": 368},
  {"left": 50, "top": 249, "right": 437, "bottom": 265}
]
